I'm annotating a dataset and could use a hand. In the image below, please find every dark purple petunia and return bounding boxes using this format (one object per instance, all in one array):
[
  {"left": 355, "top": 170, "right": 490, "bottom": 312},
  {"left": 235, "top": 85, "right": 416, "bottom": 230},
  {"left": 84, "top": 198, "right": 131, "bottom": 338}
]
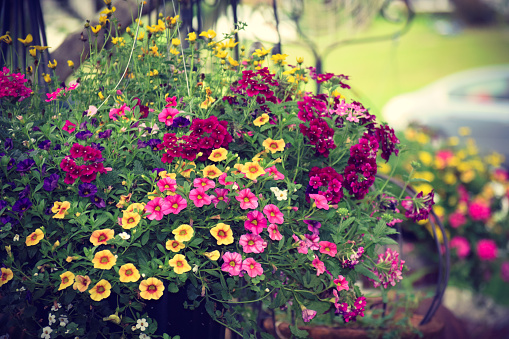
[
  {"left": 76, "top": 130, "right": 93, "bottom": 140},
  {"left": 19, "top": 184, "right": 30, "bottom": 199},
  {"left": 17, "top": 158, "right": 35, "bottom": 172},
  {"left": 4, "top": 138, "right": 13, "bottom": 151},
  {"left": 0, "top": 200, "right": 7, "bottom": 211},
  {"left": 170, "top": 116, "right": 190, "bottom": 129},
  {"left": 90, "top": 142, "right": 105, "bottom": 152},
  {"left": 98, "top": 129, "right": 112, "bottom": 139},
  {"left": 137, "top": 140, "right": 148, "bottom": 149},
  {"left": 79, "top": 121, "right": 88, "bottom": 130},
  {"left": 12, "top": 197, "right": 32, "bottom": 214},
  {"left": 32, "top": 126, "right": 41, "bottom": 132},
  {"left": 38, "top": 140, "right": 51, "bottom": 150},
  {"left": 91, "top": 118, "right": 99, "bottom": 127},
  {"left": 79, "top": 183, "right": 98, "bottom": 197},
  {"left": 152, "top": 168, "right": 165, "bottom": 174},
  {"left": 0, "top": 152, "right": 4, "bottom": 159},
  {"left": 43, "top": 173, "right": 60, "bottom": 192},
  {"left": 147, "top": 139, "right": 162, "bottom": 151},
  {"left": 90, "top": 195, "right": 106, "bottom": 208},
  {"left": 54, "top": 144, "right": 61, "bottom": 151},
  {"left": 7, "top": 158, "right": 15, "bottom": 170}
]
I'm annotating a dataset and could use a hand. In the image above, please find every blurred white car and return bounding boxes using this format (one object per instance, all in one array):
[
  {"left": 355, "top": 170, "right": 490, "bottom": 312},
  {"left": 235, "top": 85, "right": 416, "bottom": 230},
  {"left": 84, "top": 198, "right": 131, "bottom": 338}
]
[{"left": 382, "top": 65, "right": 509, "bottom": 166}]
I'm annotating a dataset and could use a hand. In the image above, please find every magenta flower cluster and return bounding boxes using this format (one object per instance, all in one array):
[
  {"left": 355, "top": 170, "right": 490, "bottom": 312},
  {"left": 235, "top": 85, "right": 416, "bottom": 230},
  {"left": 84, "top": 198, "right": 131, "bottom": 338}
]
[
  {"left": 401, "top": 190, "right": 435, "bottom": 222},
  {"left": 60, "top": 143, "right": 106, "bottom": 184},
  {"left": 0, "top": 67, "right": 32, "bottom": 102},
  {"left": 232, "top": 67, "right": 280, "bottom": 105},
  {"left": 368, "top": 248, "right": 405, "bottom": 289},
  {"left": 306, "top": 166, "right": 344, "bottom": 204}
]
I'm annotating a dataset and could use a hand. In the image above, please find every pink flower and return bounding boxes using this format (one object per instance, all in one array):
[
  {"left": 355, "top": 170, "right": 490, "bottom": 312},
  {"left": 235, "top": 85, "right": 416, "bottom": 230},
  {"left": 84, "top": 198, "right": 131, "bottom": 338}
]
[
  {"left": 501, "top": 261, "right": 509, "bottom": 283},
  {"left": 266, "top": 166, "right": 285, "bottom": 180},
  {"left": 302, "top": 308, "right": 317, "bottom": 322},
  {"left": 157, "top": 177, "right": 177, "bottom": 193},
  {"left": 87, "top": 105, "right": 98, "bottom": 117},
  {"left": 304, "top": 234, "right": 320, "bottom": 250},
  {"left": 448, "top": 211, "right": 466, "bottom": 228},
  {"left": 218, "top": 173, "right": 234, "bottom": 186},
  {"left": 239, "top": 233, "right": 267, "bottom": 253},
  {"left": 62, "top": 120, "right": 76, "bottom": 134},
  {"left": 333, "top": 275, "right": 349, "bottom": 292},
  {"left": 221, "top": 252, "right": 243, "bottom": 276},
  {"left": 263, "top": 204, "right": 284, "bottom": 224},
  {"left": 312, "top": 255, "right": 326, "bottom": 276},
  {"left": 164, "top": 194, "right": 187, "bottom": 214},
  {"left": 235, "top": 188, "right": 258, "bottom": 209},
  {"left": 319, "top": 241, "right": 337, "bottom": 257},
  {"left": 304, "top": 220, "right": 321, "bottom": 235},
  {"left": 244, "top": 210, "right": 268, "bottom": 235},
  {"left": 145, "top": 197, "right": 171, "bottom": 220},
  {"left": 469, "top": 201, "right": 491, "bottom": 221},
  {"left": 450, "top": 236, "right": 471, "bottom": 259},
  {"left": 165, "top": 96, "right": 177, "bottom": 107},
  {"left": 189, "top": 187, "right": 212, "bottom": 207},
  {"left": 211, "top": 188, "right": 230, "bottom": 208},
  {"left": 66, "top": 80, "right": 79, "bottom": 91},
  {"left": 158, "top": 107, "right": 179, "bottom": 126},
  {"left": 292, "top": 234, "right": 310, "bottom": 254},
  {"left": 109, "top": 103, "right": 130, "bottom": 121},
  {"left": 45, "top": 88, "right": 64, "bottom": 102},
  {"left": 242, "top": 258, "right": 264, "bottom": 278},
  {"left": 193, "top": 177, "right": 215, "bottom": 191},
  {"left": 309, "top": 194, "right": 329, "bottom": 210},
  {"left": 267, "top": 224, "right": 282, "bottom": 241},
  {"left": 476, "top": 239, "right": 498, "bottom": 261}
]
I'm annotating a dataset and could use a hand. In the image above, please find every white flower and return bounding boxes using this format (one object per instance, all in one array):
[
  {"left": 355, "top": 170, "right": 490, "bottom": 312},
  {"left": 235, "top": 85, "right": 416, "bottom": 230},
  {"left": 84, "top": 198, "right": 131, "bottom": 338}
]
[
  {"left": 136, "top": 318, "right": 148, "bottom": 331},
  {"left": 59, "top": 315, "right": 69, "bottom": 327},
  {"left": 142, "top": 273, "right": 146, "bottom": 278},
  {"left": 48, "top": 313, "right": 56, "bottom": 325},
  {"left": 13, "top": 234, "right": 19, "bottom": 241},
  {"left": 41, "top": 326, "right": 52, "bottom": 339},
  {"left": 275, "top": 189, "right": 288, "bottom": 201},
  {"left": 139, "top": 334, "right": 150, "bottom": 339},
  {"left": 118, "top": 232, "right": 130, "bottom": 240},
  {"left": 131, "top": 326, "right": 137, "bottom": 331},
  {"left": 192, "top": 264, "right": 199, "bottom": 273},
  {"left": 270, "top": 187, "right": 280, "bottom": 193},
  {"left": 34, "top": 273, "right": 38, "bottom": 277},
  {"left": 67, "top": 304, "right": 73, "bottom": 310},
  {"left": 50, "top": 303, "right": 61, "bottom": 312}
]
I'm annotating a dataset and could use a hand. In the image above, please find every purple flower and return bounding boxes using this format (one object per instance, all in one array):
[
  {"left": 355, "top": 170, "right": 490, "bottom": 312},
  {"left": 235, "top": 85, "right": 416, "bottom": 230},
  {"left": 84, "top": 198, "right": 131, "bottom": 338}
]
[
  {"left": 19, "top": 184, "right": 30, "bottom": 199},
  {"left": 38, "top": 140, "right": 51, "bottom": 150},
  {"left": 4, "top": 138, "right": 13, "bottom": 151},
  {"left": 76, "top": 130, "right": 93, "bottom": 140},
  {"left": 32, "top": 126, "right": 41, "bottom": 132},
  {"left": 147, "top": 139, "right": 162, "bottom": 151},
  {"left": 12, "top": 197, "right": 32, "bottom": 214},
  {"left": 79, "top": 183, "right": 98, "bottom": 197},
  {"left": 98, "top": 129, "right": 112, "bottom": 139},
  {"left": 90, "top": 142, "right": 105, "bottom": 152},
  {"left": 43, "top": 173, "right": 60, "bottom": 192},
  {"left": 7, "top": 158, "right": 15, "bottom": 170},
  {"left": 53, "top": 144, "right": 61, "bottom": 151},
  {"left": 171, "top": 116, "right": 190, "bottom": 129},
  {"left": 137, "top": 140, "right": 148, "bottom": 149},
  {"left": 91, "top": 118, "right": 99, "bottom": 127},
  {"left": 79, "top": 121, "right": 88, "bottom": 130},
  {"left": 90, "top": 195, "right": 106, "bottom": 208},
  {"left": 303, "top": 219, "right": 321, "bottom": 235},
  {"left": 152, "top": 168, "right": 165, "bottom": 174},
  {"left": 16, "top": 159, "right": 35, "bottom": 172}
]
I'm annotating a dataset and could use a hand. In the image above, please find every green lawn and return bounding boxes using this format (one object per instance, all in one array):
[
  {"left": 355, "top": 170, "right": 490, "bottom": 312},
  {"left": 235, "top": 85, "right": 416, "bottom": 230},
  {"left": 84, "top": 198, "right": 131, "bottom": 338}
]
[{"left": 282, "top": 15, "right": 509, "bottom": 118}]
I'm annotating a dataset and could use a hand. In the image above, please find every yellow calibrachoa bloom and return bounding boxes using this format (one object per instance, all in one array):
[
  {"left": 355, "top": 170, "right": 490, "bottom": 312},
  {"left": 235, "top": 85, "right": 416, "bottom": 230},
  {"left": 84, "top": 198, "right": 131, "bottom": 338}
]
[
  {"left": 121, "top": 212, "right": 141, "bottom": 229},
  {"left": 199, "top": 29, "right": 216, "bottom": 39},
  {"left": 139, "top": 277, "right": 165, "bottom": 300},
  {"left": 125, "top": 202, "right": 145, "bottom": 214},
  {"left": 186, "top": 32, "right": 197, "bottom": 42},
  {"left": 91, "top": 25, "right": 102, "bottom": 34},
  {"left": 253, "top": 114, "right": 270, "bottom": 127},
  {"left": 166, "top": 239, "right": 185, "bottom": 252},
  {"left": 18, "top": 34, "right": 33, "bottom": 45},
  {"left": 202, "top": 164, "right": 223, "bottom": 179},
  {"left": 26, "top": 229, "right": 44, "bottom": 246},
  {"left": 241, "top": 161, "right": 266, "bottom": 181},
  {"left": 171, "top": 38, "right": 180, "bottom": 46},
  {"left": 0, "top": 268, "right": 13, "bottom": 287},
  {"left": 262, "top": 138, "right": 285, "bottom": 154},
  {"left": 168, "top": 254, "right": 192, "bottom": 274},
  {"left": 73, "top": 275, "right": 91, "bottom": 292},
  {"left": 51, "top": 201, "right": 70, "bottom": 219},
  {"left": 89, "top": 229, "right": 115, "bottom": 246},
  {"left": 418, "top": 151, "right": 433, "bottom": 166},
  {"left": 118, "top": 263, "right": 140, "bottom": 282},
  {"left": 203, "top": 250, "right": 220, "bottom": 261},
  {"left": 172, "top": 224, "right": 194, "bottom": 242},
  {"left": 210, "top": 223, "right": 234, "bottom": 245},
  {"left": 92, "top": 250, "right": 117, "bottom": 270},
  {"left": 58, "top": 271, "right": 75, "bottom": 290},
  {"left": 208, "top": 148, "right": 228, "bottom": 162},
  {"left": 159, "top": 171, "right": 177, "bottom": 179},
  {"left": 89, "top": 279, "right": 111, "bottom": 301},
  {"left": 177, "top": 161, "right": 196, "bottom": 178}
]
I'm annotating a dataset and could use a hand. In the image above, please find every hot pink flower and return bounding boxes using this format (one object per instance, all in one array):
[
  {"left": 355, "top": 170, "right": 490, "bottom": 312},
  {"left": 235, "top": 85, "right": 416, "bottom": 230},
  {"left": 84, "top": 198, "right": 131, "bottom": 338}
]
[
  {"left": 164, "top": 194, "right": 187, "bottom": 214},
  {"left": 66, "top": 80, "right": 80, "bottom": 91},
  {"left": 267, "top": 224, "right": 282, "bottom": 241},
  {"left": 109, "top": 103, "right": 130, "bottom": 121},
  {"left": 304, "top": 234, "right": 320, "bottom": 250},
  {"left": 244, "top": 210, "right": 268, "bottom": 234},
  {"left": 469, "top": 201, "right": 491, "bottom": 221},
  {"left": 319, "top": 241, "right": 337, "bottom": 257},
  {"left": 304, "top": 220, "right": 321, "bottom": 235},
  {"left": 218, "top": 173, "right": 234, "bottom": 186},
  {"left": 211, "top": 188, "right": 230, "bottom": 207},
  {"left": 333, "top": 275, "right": 349, "bottom": 292},
  {"left": 242, "top": 257, "right": 264, "bottom": 278},
  {"left": 165, "top": 96, "right": 177, "bottom": 107},
  {"left": 476, "top": 239, "right": 498, "bottom": 261},
  {"left": 292, "top": 234, "right": 310, "bottom": 254},
  {"left": 158, "top": 107, "right": 179, "bottom": 126},
  {"left": 193, "top": 177, "right": 215, "bottom": 191},
  {"left": 501, "top": 261, "right": 509, "bottom": 283},
  {"left": 450, "top": 236, "right": 471, "bottom": 259},
  {"left": 239, "top": 233, "right": 267, "bottom": 253},
  {"left": 263, "top": 204, "right": 284, "bottom": 224},
  {"left": 235, "top": 188, "right": 258, "bottom": 209},
  {"left": 145, "top": 197, "right": 171, "bottom": 220},
  {"left": 312, "top": 255, "right": 326, "bottom": 276},
  {"left": 189, "top": 187, "right": 212, "bottom": 207},
  {"left": 157, "top": 177, "right": 177, "bottom": 193},
  {"left": 221, "top": 252, "right": 243, "bottom": 276},
  {"left": 62, "top": 120, "right": 76, "bottom": 134},
  {"left": 45, "top": 88, "right": 64, "bottom": 102},
  {"left": 309, "top": 194, "right": 329, "bottom": 210},
  {"left": 266, "top": 166, "right": 285, "bottom": 180},
  {"left": 448, "top": 211, "right": 466, "bottom": 228}
]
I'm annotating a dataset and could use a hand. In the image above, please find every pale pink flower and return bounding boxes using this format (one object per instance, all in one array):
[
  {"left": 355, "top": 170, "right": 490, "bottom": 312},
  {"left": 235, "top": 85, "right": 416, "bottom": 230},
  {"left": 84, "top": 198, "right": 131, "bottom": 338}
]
[
  {"left": 164, "top": 194, "right": 187, "bottom": 214},
  {"left": 145, "top": 197, "right": 170, "bottom": 220},
  {"left": 242, "top": 258, "right": 264, "bottom": 278},
  {"left": 235, "top": 188, "right": 258, "bottom": 209},
  {"left": 309, "top": 194, "right": 329, "bottom": 210},
  {"left": 312, "top": 255, "right": 326, "bottom": 276},
  {"left": 189, "top": 187, "right": 212, "bottom": 207},
  {"left": 302, "top": 308, "right": 317, "bottom": 322},
  {"left": 221, "top": 252, "right": 243, "bottom": 276},
  {"left": 66, "top": 80, "right": 79, "bottom": 91},
  {"left": 267, "top": 224, "right": 282, "bottom": 241},
  {"left": 476, "top": 239, "right": 498, "bottom": 261},
  {"left": 157, "top": 177, "right": 177, "bottom": 193},
  {"left": 193, "top": 177, "right": 215, "bottom": 191},
  {"left": 333, "top": 275, "right": 349, "bottom": 292},
  {"left": 158, "top": 107, "right": 179, "bottom": 126},
  {"left": 263, "top": 204, "right": 284, "bottom": 224},
  {"left": 244, "top": 210, "right": 267, "bottom": 235},
  {"left": 86, "top": 105, "right": 98, "bottom": 117},
  {"left": 319, "top": 241, "right": 337, "bottom": 257},
  {"left": 239, "top": 234, "right": 267, "bottom": 254},
  {"left": 211, "top": 188, "right": 230, "bottom": 208}
]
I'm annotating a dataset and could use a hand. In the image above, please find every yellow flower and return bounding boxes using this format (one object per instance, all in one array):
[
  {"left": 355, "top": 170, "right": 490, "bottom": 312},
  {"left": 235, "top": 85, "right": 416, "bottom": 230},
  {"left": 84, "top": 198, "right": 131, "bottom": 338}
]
[
  {"left": 167, "top": 15, "right": 179, "bottom": 26},
  {"left": 203, "top": 250, "right": 220, "bottom": 261},
  {"left": 228, "top": 56, "right": 239, "bottom": 67},
  {"left": 91, "top": 25, "right": 102, "bottom": 34},
  {"left": 296, "top": 56, "right": 304, "bottom": 64},
  {"left": 253, "top": 114, "right": 270, "bottom": 127},
  {"left": 215, "top": 50, "right": 228, "bottom": 59},
  {"left": 418, "top": 151, "right": 433, "bottom": 166},
  {"left": 29, "top": 48, "right": 36, "bottom": 57},
  {"left": 125, "top": 202, "right": 145, "bottom": 214},
  {"left": 100, "top": 6, "right": 116, "bottom": 15},
  {"left": 378, "top": 162, "right": 391, "bottom": 175},
  {"left": 176, "top": 161, "right": 196, "bottom": 178},
  {"left": 139, "top": 277, "right": 165, "bottom": 300},
  {"left": 202, "top": 164, "right": 223, "bottom": 179},
  {"left": 89, "top": 279, "right": 111, "bottom": 301},
  {"left": 170, "top": 47, "right": 180, "bottom": 55},
  {"left": 208, "top": 148, "right": 228, "bottom": 162},
  {"left": 89, "top": 229, "right": 115, "bottom": 246},
  {"left": 67, "top": 60, "right": 74, "bottom": 68},
  {"left": 92, "top": 250, "right": 117, "bottom": 270},
  {"left": 200, "top": 96, "right": 215, "bottom": 109},
  {"left": 0, "top": 268, "right": 14, "bottom": 287},
  {"left": 0, "top": 33, "right": 12, "bottom": 44},
  {"left": 413, "top": 183, "right": 433, "bottom": 195},
  {"left": 168, "top": 254, "right": 192, "bottom": 274},
  {"left": 18, "top": 34, "right": 33, "bottom": 46},
  {"left": 111, "top": 37, "right": 125, "bottom": 46},
  {"left": 210, "top": 223, "right": 234, "bottom": 245},
  {"left": 331, "top": 89, "right": 344, "bottom": 98},
  {"left": 33, "top": 45, "right": 50, "bottom": 51},
  {"left": 199, "top": 29, "right": 216, "bottom": 39},
  {"left": 252, "top": 46, "right": 271, "bottom": 58},
  {"left": 414, "top": 171, "right": 434, "bottom": 182},
  {"left": 443, "top": 171, "right": 457, "bottom": 185},
  {"left": 173, "top": 224, "right": 194, "bottom": 242},
  {"left": 458, "top": 126, "right": 471, "bottom": 136},
  {"left": 43, "top": 73, "right": 51, "bottom": 83},
  {"left": 26, "top": 229, "right": 44, "bottom": 246},
  {"left": 99, "top": 14, "right": 109, "bottom": 25},
  {"left": 98, "top": 91, "right": 105, "bottom": 100},
  {"left": 262, "top": 138, "right": 285, "bottom": 153},
  {"left": 73, "top": 275, "right": 91, "bottom": 292},
  {"left": 171, "top": 38, "right": 180, "bottom": 46},
  {"left": 186, "top": 32, "right": 197, "bottom": 42},
  {"left": 241, "top": 161, "right": 266, "bottom": 180},
  {"left": 461, "top": 169, "right": 475, "bottom": 183},
  {"left": 118, "top": 263, "right": 141, "bottom": 282},
  {"left": 52, "top": 201, "right": 70, "bottom": 219},
  {"left": 416, "top": 133, "right": 429, "bottom": 145},
  {"left": 271, "top": 53, "right": 288, "bottom": 65},
  {"left": 485, "top": 152, "right": 505, "bottom": 167},
  {"left": 103, "top": 313, "right": 121, "bottom": 324},
  {"left": 121, "top": 212, "right": 141, "bottom": 229},
  {"left": 159, "top": 171, "right": 177, "bottom": 179},
  {"left": 137, "top": 31, "right": 145, "bottom": 41},
  {"left": 166, "top": 239, "right": 185, "bottom": 252},
  {"left": 58, "top": 271, "right": 75, "bottom": 291}
]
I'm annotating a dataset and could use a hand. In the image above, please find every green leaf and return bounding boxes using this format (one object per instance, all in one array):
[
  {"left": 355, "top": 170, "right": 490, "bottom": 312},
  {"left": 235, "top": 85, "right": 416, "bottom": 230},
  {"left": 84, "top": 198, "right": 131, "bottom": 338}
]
[
  {"left": 355, "top": 263, "right": 379, "bottom": 282},
  {"left": 373, "top": 219, "right": 387, "bottom": 237},
  {"left": 157, "top": 243, "right": 166, "bottom": 254},
  {"left": 141, "top": 230, "right": 150, "bottom": 246},
  {"left": 168, "top": 283, "right": 179, "bottom": 293},
  {"left": 289, "top": 324, "right": 309, "bottom": 338},
  {"left": 377, "top": 237, "right": 399, "bottom": 246},
  {"left": 188, "top": 237, "right": 203, "bottom": 247}
]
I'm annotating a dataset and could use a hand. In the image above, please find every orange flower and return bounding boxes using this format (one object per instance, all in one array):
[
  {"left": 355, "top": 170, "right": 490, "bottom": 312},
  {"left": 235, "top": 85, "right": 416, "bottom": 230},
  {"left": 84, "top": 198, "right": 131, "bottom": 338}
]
[
  {"left": 262, "top": 138, "right": 285, "bottom": 154},
  {"left": 202, "top": 165, "right": 223, "bottom": 179},
  {"left": 89, "top": 279, "right": 111, "bottom": 301},
  {"left": 253, "top": 114, "right": 270, "bottom": 127},
  {"left": 172, "top": 224, "right": 194, "bottom": 242},
  {"left": 139, "top": 277, "right": 165, "bottom": 300},
  {"left": 121, "top": 212, "right": 141, "bottom": 229},
  {"left": 73, "top": 275, "right": 91, "bottom": 292},
  {"left": 92, "top": 250, "right": 117, "bottom": 270},
  {"left": 116, "top": 193, "right": 132, "bottom": 208},
  {"left": 89, "top": 229, "right": 115, "bottom": 246},
  {"left": 241, "top": 162, "right": 266, "bottom": 181},
  {"left": 118, "top": 263, "right": 141, "bottom": 282},
  {"left": 168, "top": 254, "right": 192, "bottom": 274},
  {"left": 208, "top": 148, "right": 228, "bottom": 162},
  {"left": 210, "top": 223, "right": 234, "bottom": 245},
  {"left": 166, "top": 239, "right": 185, "bottom": 252},
  {"left": 51, "top": 201, "right": 70, "bottom": 219},
  {"left": 58, "top": 271, "right": 75, "bottom": 291},
  {"left": 26, "top": 228, "right": 44, "bottom": 246},
  {"left": 0, "top": 268, "right": 13, "bottom": 287}
]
